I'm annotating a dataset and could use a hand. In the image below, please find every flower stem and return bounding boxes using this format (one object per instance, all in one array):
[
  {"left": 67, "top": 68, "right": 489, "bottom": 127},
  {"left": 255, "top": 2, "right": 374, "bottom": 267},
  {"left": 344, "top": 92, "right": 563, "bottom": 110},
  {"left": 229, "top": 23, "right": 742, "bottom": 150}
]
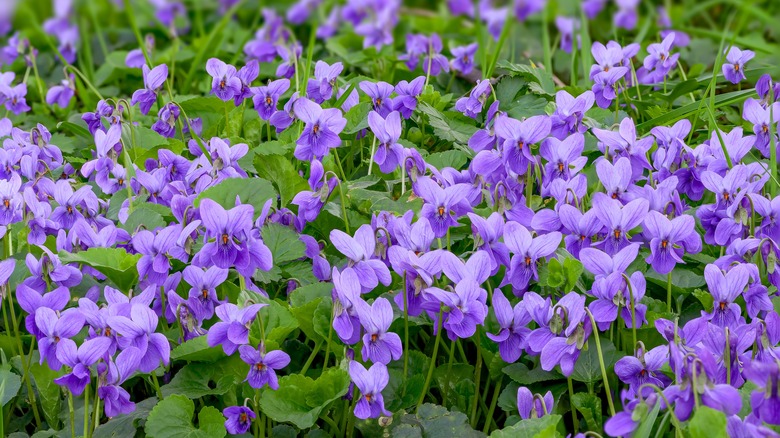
[
  {"left": 322, "top": 316, "right": 333, "bottom": 371},
  {"left": 403, "top": 271, "right": 410, "bottom": 381},
  {"left": 253, "top": 390, "right": 262, "bottom": 438},
  {"left": 320, "top": 413, "right": 342, "bottom": 436},
  {"left": 332, "top": 152, "right": 351, "bottom": 235},
  {"left": 666, "top": 272, "right": 673, "bottom": 313},
  {"left": 367, "top": 135, "right": 377, "bottom": 176},
  {"left": 481, "top": 376, "right": 503, "bottom": 435},
  {"left": 470, "top": 328, "right": 483, "bottom": 428},
  {"left": 622, "top": 273, "right": 637, "bottom": 348},
  {"left": 416, "top": 308, "right": 444, "bottom": 411},
  {"left": 724, "top": 327, "right": 731, "bottom": 386},
  {"left": 568, "top": 377, "right": 579, "bottom": 432},
  {"left": 300, "top": 341, "right": 321, "bottom": 376},
  {"left": 84, "top": 383, "right": 91, "bottom": 438},
  {"left": 92, "top": 381, "right": 101, "bottom": 434},
  {"left": 69, "top": 391, "right": 76, "bottom": 438},
  {"left": 151, "top": 373, "right": 164, "bottom": 400},
  {"left": 585, "top": 308, "right": 616, "bottom": 416}
]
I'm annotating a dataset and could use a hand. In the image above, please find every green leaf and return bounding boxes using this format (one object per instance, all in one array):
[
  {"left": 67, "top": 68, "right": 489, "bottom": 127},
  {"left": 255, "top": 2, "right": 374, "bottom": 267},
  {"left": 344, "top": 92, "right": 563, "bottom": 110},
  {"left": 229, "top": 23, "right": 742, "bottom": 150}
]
[
  {"left": 688, "top": 406, "right": 728, "bottom": 438},
  {"left": 261, "top": 223, "right": 306, "bottom": 265},
  {"left": 161, "top": 362, "right": 238, "bottom": 399},
  {"left": 496, "top": 60, "right": 556, "bottom": 96},
  {"left": 545, "top": 258, "right": 565, "bottom": 288},
  {"left": 289, "top": 282, "right": 334, "bottom": 307},
  {"left": 93, "top": 397, "right": 158, "bottom": 438},
  {"left": 571, "top": 338, "right": 618, "bottom": 384},
  {"left": 58, "top": 247, "right": 141, "bottom": 293},
  {"left": 417, "top": 102, "right": 478, "bottom": 145},
  {"left": 259, "top": 369, "right": 350, "bottom": 429},
  {"left": 434, "top": 363, "right": 475, "bottom": 410},
  {"left": 490, "top": 415, "right": 561, "bottom": 438},
  {"left": 121, "top": 205, "right": 168, "bottom": 232},
  {"left": 502, "top": 363, "right": 562, "bottom": 385},
  {"left": 414, "top": 403, "right": 484, "bottom": 438},
  {"left": 253, "top": 299, "right": 299, "bottom": 345},
  {"left": 635, "top": 89, "right": 757, "bottom": 133},
  {"left": 344, "top": 101, "right": 373, "bottom": 134},
  {"left": 254, "top": 154, "right": 309, "bottom": 208},
  {"left": 145, "top": 394, "right": 226, "bottom": 438},
  {"left": 426, "top": 150, "right": 469, "bottom": 171},
  {"left": 632, "top": 400, "right": 661, "bottom": 438},
  {"left": 563, "top": 257, "right": 584, "bottom": 291},
  {"left": 290, "top": 293, "right": 327, "bottom": 343},
  {"left": 194, "top": 177, "right": 277, "bottom": 220},
  {"left": 0, "top": 368, "right": 21, "bottom": 406},
  {"left": 170, "top": 337, "right": 225, "bottom": 363},
  {"left": 29, "top": 361, "right": 62, "bottom": 429},
  {"left": 571, "top": 393, "right": 602, "bottom": 432}
]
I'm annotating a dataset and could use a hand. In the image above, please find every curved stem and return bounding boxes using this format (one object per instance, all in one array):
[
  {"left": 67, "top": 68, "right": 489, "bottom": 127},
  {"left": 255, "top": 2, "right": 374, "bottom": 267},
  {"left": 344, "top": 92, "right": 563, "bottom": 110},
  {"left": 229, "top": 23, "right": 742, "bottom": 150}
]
[
  {"left": 584, "top": 308, "right": 616, "bottom": 416},
  {"left": 470, "top": 327, "right": 482, "bottom": 428},
  {"left": 300, "top": 341, "right": 321, "bottom": 376},
  {"left": 481, "top": 377, "right": 503, "bottom": 435},
  {"left": 69, "top": 391, "right": 76, "bottom": 438},
  {"left": 416, "top": 308, "right": 444, "bottom": 411},
  {"left": 622, "top": 273, "right": 638, "bottom": 348},
  {"left": 568, "top": 377, "right": 579, "bottom": 432}
]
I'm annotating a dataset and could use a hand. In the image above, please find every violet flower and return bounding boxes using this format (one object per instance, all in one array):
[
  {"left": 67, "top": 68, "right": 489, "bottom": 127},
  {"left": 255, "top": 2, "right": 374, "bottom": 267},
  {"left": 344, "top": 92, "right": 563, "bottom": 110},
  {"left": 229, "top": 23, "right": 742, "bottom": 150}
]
[
  {"left": 252, "top": 79, "right": 290, "bottom": 120},
  {"left": 503, "top": 221, "right": 561, "bottom": 292},
  {"left": 643, "top": 211, "right": 702, "bottom": 274},
  {"left": 223, "top": 406, "right": 255, "bottom": 435},
  {"left": 330, "top": 224, "right": 391, "bottom": 292},
  {"left": 306, "top": 61, "right": 343, "bottom": 103},
  {"left": 550, "top": 90, "right": 594, "bottom": 139},
  {"left": 206, "top": 302, "right": 265, "bottom": 355},
  {"left": 615, "top": 345, "right": 671, "bottom": 396},
  {"left": 368, "top": 110, "right": 403, "bottom": 173},
  {"left": 206, "top": 58, "right": 242, "bottom": 102},
  {"left": 36, "top": 307, "right": 85, "bottom": 371},
  {"left": 238, "top": 344, "right": 291, "bottom": 389},
  {"left": 414, "top": 176, "right": 473, "bottom": 238},
  {"left": 349, "top": 361, "right": 391, "bottom": 419},
  {"left": 54, "top": 337, "right": 111, "bottom": 395},
  {"left": 722, "top": 47, "right": 754, "bottom": 84},
  {"left": 107, "top": 304, "right": 170, "bottom": 373},
  {"left": 131, "top": 64, "right": 168, "bottom": 115},
  {"left": 393, "top": 76, "right": 424, "bottom": 118},
  {"left": 293, "top": 97, "right": 347, "bottom": 161},
  {"left": 360, "top": 81, "right": 394, "bottom": 117},
  {"left": 487, "top": 290, "right": 532, "bottom": 363},
  {"left": 450, "top": 43, "right": 478, "bottom": 74},
  {"left": 517, "top": 387, "right": 554, "bottom": 419},
  {"left": 495, "top": 114, "right": 551, "bottom": 175},
  {"left": 332, "top": 267, "right": 363, "bottom": 344},
  {"left": 357, "top": 297, "right": 402, "bottom": 364},
  {"left": 591, "top": 193, "right": 649, "bottom": 255}
]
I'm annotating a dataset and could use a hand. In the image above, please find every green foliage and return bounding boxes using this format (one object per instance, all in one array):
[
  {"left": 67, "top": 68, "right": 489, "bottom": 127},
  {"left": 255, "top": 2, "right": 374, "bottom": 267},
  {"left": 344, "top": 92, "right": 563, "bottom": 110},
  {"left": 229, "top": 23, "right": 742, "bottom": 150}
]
[
  {"left": 58, "top": 247, "right": 141, "bottom": 292},
  {"left": 145, "top": 394, "right": 226, "bottom": 438},
  {"left": 259, "top": 368, "right": 350, "bottom": 429}
]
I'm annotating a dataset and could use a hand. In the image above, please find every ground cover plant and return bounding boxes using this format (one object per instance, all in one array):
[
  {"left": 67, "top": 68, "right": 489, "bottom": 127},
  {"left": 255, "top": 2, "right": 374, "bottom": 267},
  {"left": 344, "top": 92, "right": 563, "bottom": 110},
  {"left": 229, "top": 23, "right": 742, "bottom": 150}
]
[{"left": 1, "top": 0, "right": 780, "bottom": 436}]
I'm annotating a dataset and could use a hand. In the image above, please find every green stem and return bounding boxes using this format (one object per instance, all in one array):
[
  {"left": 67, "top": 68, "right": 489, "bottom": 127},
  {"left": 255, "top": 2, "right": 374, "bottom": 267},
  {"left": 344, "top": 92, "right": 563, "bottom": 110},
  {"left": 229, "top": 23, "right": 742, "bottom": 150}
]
[
  {"left": 482, "top": 377, "right": 503, "bottom": 435},
  {"left": 300, "top": 341, "right": 321, "bottom": 376},
  {"left": 470, "top": 329, "right": 483, "bottom": 429},
  {"left": 724, "top": 327, "right": 731, "bottom": 386},
  {"left": 253, "top": 390, "right": 262, "bottom": 438},
  {"left": 403, "top": 271, "right": 410, "bottom": 381},
  {"left": 69, "top": 391, "right": 76, "bottom": 438},
  {"left": 622, "top": 273, "right": 637, "bottom": 348},
  {"left": 485, "top": 13, "right": 513, "bottom": 79},
  {"left": 541, "top": 2, "right": 552, "bottom": 74},
  {"left": 416, "top": 309, "right": 444, "bottom": 411},
  {"left": 584, "top": 308, "right": 616, "bottom": 416},
  {"left": 322, "top": 316, "right": 333, "bottom": 371},
  {"left": 667, "top": 272, "right": 673, "bottom": 313},
  {"left": 568, "top": 377, "right": 579, "bottom": 432},
  {"left": 442, "top": 338, "right": 456, "bottom": 404},
  {"left": 151, "top": 373, "right": 164, "bottom": 400},
  {"left": 84, "top": 382, "right": 91, "bottom": 438},
  {"left": 367, "top": 135, "right": 377, "bottom": 176},
  {"left": 320, "top": 413, "right": 342, "bottom": 436},
  {"left": 332, "top": 150, "right": 351, "bottom": 234},
  {"left": 771, "top": 87, "right": 777, "bottom": 197}
]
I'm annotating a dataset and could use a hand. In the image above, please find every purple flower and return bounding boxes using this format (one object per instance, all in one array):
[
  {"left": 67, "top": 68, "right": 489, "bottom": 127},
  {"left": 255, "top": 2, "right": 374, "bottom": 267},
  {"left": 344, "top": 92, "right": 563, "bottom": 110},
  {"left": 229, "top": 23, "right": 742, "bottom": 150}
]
[
  {"left": 704, "top": 263, "right": 748, "bottom": 328},
  {"left": 207, "top": 303, "right": 265, "bottom": 355},
  {"left": 555, "top": 17, "right": 579, "bottom": 53},
  {"left": 743, "top": 359, "right": 780, "bottom": 425},
  {"left": 238, "top": 344, "right": 291, "bottom": 389},
  {"left": 557, "top": 205, "right": 602, "bottom": 258},
  {"left": 151, "top": 102, "right": 180, "bottom": 138},
  {"left": 588, "top": 271, "right": 647, "bottom": 329},
  {"left": 306, "top": 61, "right": 343, "bottom": 103},
  {"left": 368, "top": 110, "right": 404, "bottom": 173},
  {"left": 332, "top": 267, "right": 363, "bottom": 344},
  {"left": 495, "top": 114, "right": 551, "bottom": 174},
  {"left": 223, "top": 406, "right": 255, "bottom": 435},
  {"left": 182, "top": 265, "right": 228, "bottom": 319},
  {"left": 615, "top": 345, "right": 671, "bottom": 396},
  {"left": 360, "top": 81, "right": 394, "bottom": 117},
  {"left": 293, "top": 97, "right": 347, "bottom": 161},
  {"left": 330, "top": 224, "right": 391, "bottom": 292},
  {"left": 722, "top": 47, "right": 755, "bottom": 84},
  {"left": 54, "top": 337, "right": 111, "bottom": 395},
  {"left": 16, "top": 284, "right": 69, "bottom": 338},
  {"left": 36, "top": 307, "right": 85, "bottom": 371},
  {"left": 592, "top": 67, "right": 628, "bottom": 109},
  {"left": 132, "top": 226, "right": 179, "bottom": 285},
  {"left": 206, "top": 58, "right": 242, "bottom": 101},
  {"left": 614, "top": 0, "right": 639, "bottom": 29},
  {"left": 233, "top": 61, "right": 259, "bottom": 106},
  {"left": 540, "top": 133, "right": 586, "bottom": 186},
  {"left": 357, "top": 297, "right": 402, "bottom": 364},
  {"left": 393, "top": 76, "right": 424, "bottom": 118},
  {"left": 252, "top": 79, "right": 290, "bottom": 120},
  {"left": 643, "top": 211, "right": 702, "bottom": 274},
  {"left": 743, "top": 98, "right": 780, "bottom": 157},
  {"left": 131, "top": 64, "right": 168, "bottom": 115},
  {"left": 537, "top": 293, "right": 588, "bottom": 376},
  {"left": 642, "top": 33, "right": 679, "bottom": 79},
  {"left": 450, "top": 43, "right": 478, "bottom": 74},
  {"left": 415, "top": 176, "right": 473, "bottom": 238},
  {"left": 46, "top": 75, "right": 75, "bottom": 108},
  {"left": 467, "top": 212, "right": 510, "bottom": 274},
  {"left": 592, "top": 193, "right": 649, "bottom": 256},
  {"left": 487, "top": 290, "right": 531, "bottom": 363},
  {"left": 0, "top": 82, "right": 30, "bottom": 114},
  {"left": 99, "top": 347, "right": 141, "bottom": 417},
  {"left": 550, "top": 90, "right": 594, "bottom": 139},
  {"left": 517, "top": 387, "right": 554, "bottom": 419},
  {"left": 292, "top": 159, "right": 337, "bottom": 222},
  {"left": 107, "top": 304, "right": 170, "bottom": 373},
  {"left": 196, "top": 199, "right": 262, "bottom": 274},
  {"left": 425, "top": 279, "right": 488, "bottom": 341},
  {"left": 503, "top": 222, "right": 561, "bottom": 292},
  {"left": 349, "top": 361, "right": 391, "bottom": 419},
  {"left": 579, "top": 243, "right": 640, "bottom": 280},
  {"left": 455, "top": 80, "right": 491, "bottom": 119}
]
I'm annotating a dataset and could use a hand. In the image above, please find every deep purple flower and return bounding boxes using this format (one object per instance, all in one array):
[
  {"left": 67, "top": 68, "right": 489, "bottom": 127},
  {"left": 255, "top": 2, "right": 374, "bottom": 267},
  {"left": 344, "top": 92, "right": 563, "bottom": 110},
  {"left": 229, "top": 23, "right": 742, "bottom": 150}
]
[
  {"left": 17, "top": 284, "right": 69, "bottom": 338},
  {"left": 107, "top": 304, "right": 170, "bottom": 373},
  {"left": 207, "top": 303, "right": 265, "bottom": 355},
  {"left": 592, "top": 193, "right": 649, "bottom": 255},
  {"left": 330, "top": 224, "right": 391, "bottom": 292},
  {"left": 743, "top": 98, "right": 780, "bottom": 157},
  {"left": 234, "top": 61, "right": 259, "bottom": 106},
  {"left": 615, "top": 345, "right": 671, "bottom": 396},
  {"left": 536, "top": 292, "right": 588, "bottom": 376},
  {"left": 357, "top": 297, "right": 402, "bottom": 364},
  {"left": 503, "top": 222, "right": 561, "bottom": 292},
  {"left": 722, "top": 47, "right": 754, "bottom": 84},
  {"left": 252, "top": 79, "right": 290, "bottom": 120},
  {"left": 557, "top": 205, "right": 601, "bottom": 258},
  {"left": 455, "top": 80, "right": 491, "bottom": 119},
  {"left": 293, "top": 97, "right": 347, "bottom": 161},
  {"left": 360, "top": 81, "right": 394, "bottom": 117},
  {"left": 238, "top": 344, "right": 291, "bottom": 389},
  {"left": 743, "top": 359, "right": 780, "bottom": 425},
  {"left": 54, "top": 337, "right": 111, "bottom": 395},
  {"left": 415, "top": 176, "right": 473, "bottom": 238},
  {"left": 368, "top": 110, "right": 403, "bottom": 173},
  {"left": 132, "top": 226, "right": 179, "bottom": 285},
  {"left": 642, "top": 33, "right": 679, "bottom": 79},
  {"left": 332, "top": 267, "right": 363, "bottom": 344},
  {"left": 495, "top": 114, "right": 551, "bottom": 174},
  {"left": 555, "top": 17, "right": 579, "bottom": 53},
  {"left": 36, "top": 307, "right": 85, "bottom": 371},
  {"left": 487, "top": 290, "right": 531, "bottom": 363},
  {"left": 349, "top": 361, "right": 391, "bottom": 419},
  {"left": 550, "top": 90, "right": 594, "bottom": 139},
  {"left": 196, "top": 199, "right": 268, "bottom": 275},
  {"left": 393, "top": 76, "right": 424, "bottom": 118},
  {"left": 206, "top": 58, "right": 242, "bottom": 101},
  {"left": 643, "top": 211, "right": 701, "bottom": 274},
  {"left": 131, "top": 64, "right": 168, "bottom": 115},
  {"left": 517, "top": 387, "right": 554, "bottom": 419},
  {"left": 0, "top": 82, "right": 30, "bottom": 114},
  {"left": 450, "top": 43, "right": 478, "bottom": 74},
  {"left": 306, "top": 61, "right": 343, "bottom": 103},
  {"left": 223, "top": 406, "right": 255, "bottom": 435},
  {"left": 580, "top": 243, "right": 640, "bottom": 280},
  {"left": 589, "top": 271, "right": 647, "bottom": 329},
  {"left": 182, "top": 265, "right": 228, "bottom": 320},
  {"left": 592, "top": 67, "right": 628, "bottom": 109},
  {"left": 46, "top": 75, "right": 75, "bottom": 108},
  {"left": 704, "top": 263, "right": 748, "bottom": 328}
]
